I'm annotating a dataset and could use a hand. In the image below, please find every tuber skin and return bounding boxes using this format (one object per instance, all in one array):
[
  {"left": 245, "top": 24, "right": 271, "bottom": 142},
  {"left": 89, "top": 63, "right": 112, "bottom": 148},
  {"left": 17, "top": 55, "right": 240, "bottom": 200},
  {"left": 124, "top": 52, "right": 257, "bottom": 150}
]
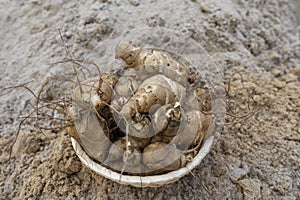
[
  {"left": 171, "top": 110, "right": 202, "bottom": 150},
  {"left": 119, "top": 74, "right": 186, "bottom": 118},
  {"left": 152, "top": 104, "right": 174, "bottom": 134},
  {"left": 73, "top": 74, "right": 119, "bottom": 110},
  {"left": 128, "top": 116, "right": 154, "bottom": 139},
  {"left": 151, "top": 103, "right": 181, "bottom": 143},
  {"left": 115, "top": 41, "right": 190, "bottom": 84},
  {"left": 104, "top": 137, "right": 143, "bottom": 174},
  {"left": 104, "top": 138, "right": 126, "bottom": 164},
  {"left": 128, "top": 83, "right": 176, "bottom": 115},
  {"left": 66, "top": 106, "right": 111, "bottom": 163},
  {"left": 142, "top": 142, "right": 182, "bottom": 173},
  {"left": 195, "top": 88, "right": 212, "bottom": 112}
]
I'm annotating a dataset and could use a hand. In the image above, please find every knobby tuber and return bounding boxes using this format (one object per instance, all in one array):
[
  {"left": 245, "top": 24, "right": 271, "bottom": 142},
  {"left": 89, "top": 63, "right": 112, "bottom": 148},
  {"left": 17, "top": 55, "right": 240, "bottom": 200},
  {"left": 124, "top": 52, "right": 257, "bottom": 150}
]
[{"left": 64, "top": 41, "right": 213, "bottom": 175}]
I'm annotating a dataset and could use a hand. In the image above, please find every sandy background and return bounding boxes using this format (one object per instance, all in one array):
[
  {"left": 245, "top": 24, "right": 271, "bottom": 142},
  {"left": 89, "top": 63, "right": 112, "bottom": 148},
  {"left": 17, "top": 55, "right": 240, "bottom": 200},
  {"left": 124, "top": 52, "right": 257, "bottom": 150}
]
[{"left": 0, "top": 0, "right": 299, "bottom": 199}]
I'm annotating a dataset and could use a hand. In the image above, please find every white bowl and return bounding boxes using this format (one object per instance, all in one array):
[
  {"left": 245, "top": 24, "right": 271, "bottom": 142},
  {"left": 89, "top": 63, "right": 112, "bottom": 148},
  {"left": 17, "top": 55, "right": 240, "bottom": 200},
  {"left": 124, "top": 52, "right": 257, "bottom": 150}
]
[{"left": 71, "top": 135, "right": 214, "bottom": 187}]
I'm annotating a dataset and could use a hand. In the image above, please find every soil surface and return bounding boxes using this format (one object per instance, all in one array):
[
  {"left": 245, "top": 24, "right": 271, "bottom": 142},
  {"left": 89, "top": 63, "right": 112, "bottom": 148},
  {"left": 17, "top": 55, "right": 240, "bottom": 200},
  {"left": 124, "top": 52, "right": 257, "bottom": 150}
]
[{"left": 0, "top": 0, "right": 299, "bottom": 199}]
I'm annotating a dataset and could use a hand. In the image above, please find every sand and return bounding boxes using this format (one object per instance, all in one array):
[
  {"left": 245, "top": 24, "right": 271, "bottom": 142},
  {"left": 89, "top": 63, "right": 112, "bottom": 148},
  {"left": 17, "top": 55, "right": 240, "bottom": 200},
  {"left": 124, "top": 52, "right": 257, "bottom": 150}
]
[{"left": 0, "top": 0, "right": 299, "bottom": 199}]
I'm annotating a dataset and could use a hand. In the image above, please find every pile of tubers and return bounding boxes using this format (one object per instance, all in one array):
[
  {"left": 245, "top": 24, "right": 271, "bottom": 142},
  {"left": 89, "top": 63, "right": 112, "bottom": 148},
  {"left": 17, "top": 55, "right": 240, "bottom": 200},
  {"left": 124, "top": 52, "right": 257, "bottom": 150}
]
[{"left": 66, "top": 41, "right": 212, "bottom": 175}]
